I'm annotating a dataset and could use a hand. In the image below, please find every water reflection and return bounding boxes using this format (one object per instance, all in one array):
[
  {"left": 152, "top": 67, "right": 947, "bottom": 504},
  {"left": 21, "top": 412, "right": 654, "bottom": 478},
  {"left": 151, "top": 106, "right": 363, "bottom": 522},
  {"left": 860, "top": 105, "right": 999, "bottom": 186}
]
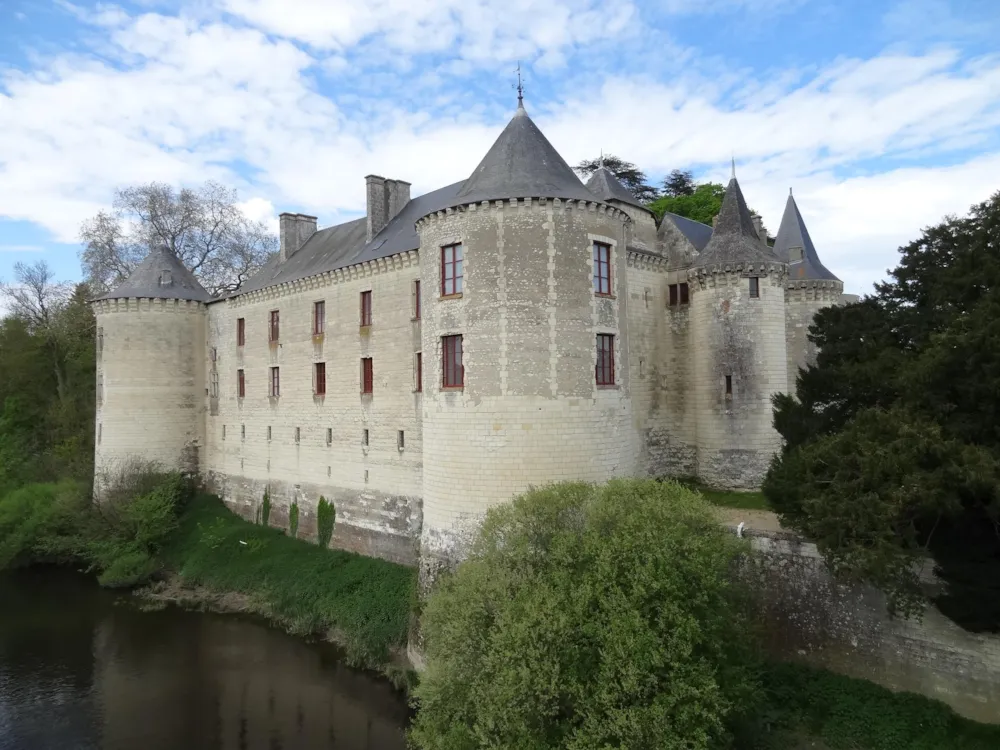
[{"left": 0, "top": 570, "right": 409, "bottom": 750}]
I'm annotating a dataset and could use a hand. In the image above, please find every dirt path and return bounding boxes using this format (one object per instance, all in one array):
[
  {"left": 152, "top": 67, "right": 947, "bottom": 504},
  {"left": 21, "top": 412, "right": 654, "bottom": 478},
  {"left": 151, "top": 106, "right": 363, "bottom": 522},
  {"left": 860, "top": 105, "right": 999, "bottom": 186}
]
[{"left": 713, "top": 507, "right": 785, "bottom": 534}]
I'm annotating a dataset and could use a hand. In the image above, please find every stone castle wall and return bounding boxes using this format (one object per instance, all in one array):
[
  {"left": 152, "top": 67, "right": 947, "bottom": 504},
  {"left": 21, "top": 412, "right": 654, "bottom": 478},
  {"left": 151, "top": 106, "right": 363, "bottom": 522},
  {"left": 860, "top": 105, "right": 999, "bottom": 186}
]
[
  {"left": 202, "top": 252, "right": 424, "bottom": 565},
  {"left": 94, "top": 298, "right": 206, "bottom": 489},
  {"left": 784, "top": 279, "right": 844, "bottom": 389},
  {"left": 743, "top": 527, "right": 1000, "bottom": 724}
]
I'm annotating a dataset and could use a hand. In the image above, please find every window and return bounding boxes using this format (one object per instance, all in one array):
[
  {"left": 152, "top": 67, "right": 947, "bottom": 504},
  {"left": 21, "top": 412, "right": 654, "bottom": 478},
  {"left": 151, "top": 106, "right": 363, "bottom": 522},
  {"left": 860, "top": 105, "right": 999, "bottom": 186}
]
[
  {"left": 314, "top": 362, "right": 326, "bottom": 396},
  {"left": 295, "top": 427, "right": 301, "bottom": 444},
  {"left": 237, "top": 318, "right": 245, "bottom": 347},
  {"left": 269, "top": 366, "right": 280, "bottom": 397},
  {"left": 361, "top": 357, "right": 373, "bottom": 394},
  {"left": 442, "top": 244, "right": 464, "bottom": 296},
  {"left": 268, "top": 310, "right": 280, "bottom": 342},
  {"left": 668, "top": 284, "right": 678, "bottom": 306},
  {"left": 669, "top": 283, "right": 689, "bottom": 307},
  {"left": 413, "top": 280, "right": 421, "bottom": 319},
  {"left": 362, "top": 429, "right": 369, "bottom": 447},
  {"left": 97, "top": 372, "right": 103, "bottom": 404},
  {"left": 210, "top": 347, "right": 217, "bottom": 362},
  {"left": 237, "top": 369, "right": 245, "bottom": 398},
  {"left": 313, "top": 301, "right": 325, "bottom": 335},
  {"left": 222, "top": 425, "right": 226, "bottom": 440},
  {"left": 360, "top": 290, "right": 372, "bottom": 327},
  {"left": 789, "top": 246, "right": 804, "bottom": 262},
  {"left": 326, "top": 428, "right": 332, "bottom": 446},
  {"left": 442, "top": 334, "right": 464, "bottom": 388},
  {"left": 593, "top": 242, "right": 611, "bottom": 295},
  {"left": 267, "top": 425, "right": 272, "bottom": 441},
  {"left": 596, "top": 334, "right": 615, "bottom": 386},
  {"left": 98, "top": 423, "right": 102, "bottom": 445},
  {"left": 210, "top": 371, "right": 219, "bottom": 398},
  {"left": 241, "top": 424, "right": 245, "bottom": 441},
  {"left": 415, "top": 352, "right": 423, "bottom": 392},
  {"left": 679, "top": 282, "right": 689, "bottom": 305},
  {"left": 725, "top": 375, "right": 733, "bottom": 396},
  {"left": 749, "top": 277, "right": 760, "bottom": 298},
  {"left": 97, "top": 327, "right": 104, "bottom": 354},
  {"left": 398, "top": 430, "right": 405, "bottom": 450}
]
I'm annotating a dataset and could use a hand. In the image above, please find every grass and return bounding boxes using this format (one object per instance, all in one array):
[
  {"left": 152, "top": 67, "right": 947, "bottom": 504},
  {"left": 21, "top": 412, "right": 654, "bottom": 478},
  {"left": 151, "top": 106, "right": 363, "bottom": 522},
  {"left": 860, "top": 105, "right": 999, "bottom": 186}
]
[
  {"left": 737, "top": 662, "right": 1000, "bottom": 750},
  {"left": 160, "top": 493, "right": 416, "bottom": 668},
  {"left": 671, "top": 476, "right": 772, "bottom": 511}
]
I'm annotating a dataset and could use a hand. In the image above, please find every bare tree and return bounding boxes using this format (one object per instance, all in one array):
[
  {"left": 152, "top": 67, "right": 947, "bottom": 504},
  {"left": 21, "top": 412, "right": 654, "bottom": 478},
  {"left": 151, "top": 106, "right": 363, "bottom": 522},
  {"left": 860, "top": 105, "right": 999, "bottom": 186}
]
[
  {"left": 79, "top": 181, "right": 277, "bottom": 297},
  {"left": 0, "top": 261, "right": 73, "bottom": 400}
]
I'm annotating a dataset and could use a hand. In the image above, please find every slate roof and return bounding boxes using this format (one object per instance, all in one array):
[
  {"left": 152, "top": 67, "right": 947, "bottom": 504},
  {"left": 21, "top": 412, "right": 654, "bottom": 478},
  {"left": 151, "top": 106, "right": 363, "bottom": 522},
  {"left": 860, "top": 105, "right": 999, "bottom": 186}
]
[
  {"left": 662, "top": 212, "right": 713, "bottom": 251},
  {"left": 95, "top": 244, "right": 212, "bottom": 302},
  {"left": 234, "top": 181, "right": 465, "bottom": 296},
  {"left": 694, "top": 178, "right": 781, "bottom": 268},
  {"left": 773, "top": 191, "right": 840, "bottom": 282},
  {"left": 585, "top": 167, "right": 650, "bottom": 211},
  {"left": 450, "top": 104, "right": 597, "bottom": 207}
]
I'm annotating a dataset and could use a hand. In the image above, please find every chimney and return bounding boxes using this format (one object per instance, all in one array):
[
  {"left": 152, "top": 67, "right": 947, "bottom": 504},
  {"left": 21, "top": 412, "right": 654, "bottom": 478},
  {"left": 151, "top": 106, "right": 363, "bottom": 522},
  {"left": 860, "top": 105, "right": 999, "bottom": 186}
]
[
  {"left": 366, "top": 175, "right": 388, "bottom": 243},
  {"left": 279, "top": 213, "right": 318, "bottom": 263},
  {"left": 386, "top": 179, "right": 411, "bottom": 223},
  {"left": 751, "top": 215, "right": 768, "bottom": 246}
]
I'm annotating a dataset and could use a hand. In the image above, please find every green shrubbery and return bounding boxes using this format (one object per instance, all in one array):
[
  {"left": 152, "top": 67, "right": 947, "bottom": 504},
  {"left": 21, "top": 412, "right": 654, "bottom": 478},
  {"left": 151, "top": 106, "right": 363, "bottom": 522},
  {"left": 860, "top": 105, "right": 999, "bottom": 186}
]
[
  {"left": 410, "top": 479, "right": 759, "bottom": 749},
  {"left": 163, "top": 493, "right": 413, "bottom": 666},
  {"left": 288, "top": 500, "right": 299, "bottom": 538},
  {"left": 317, "top": 496, "right": 335, "bottom": 548}
]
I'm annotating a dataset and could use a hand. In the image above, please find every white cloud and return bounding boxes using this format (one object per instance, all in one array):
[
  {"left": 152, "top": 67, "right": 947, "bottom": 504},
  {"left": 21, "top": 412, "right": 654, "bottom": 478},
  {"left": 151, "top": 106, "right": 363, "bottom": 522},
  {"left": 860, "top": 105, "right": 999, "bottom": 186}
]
[
  {"left": 0, "top": 3, "right": 998, "bottom": 296},
  {"left": 0, "top": 245, "right": 45, "bottom": 252}
]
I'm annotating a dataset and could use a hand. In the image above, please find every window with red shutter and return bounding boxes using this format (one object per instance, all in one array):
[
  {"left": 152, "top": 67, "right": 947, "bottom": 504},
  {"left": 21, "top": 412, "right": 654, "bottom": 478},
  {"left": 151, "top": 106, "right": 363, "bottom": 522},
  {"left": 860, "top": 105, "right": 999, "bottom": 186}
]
[
  {"left": 441, "top": 245, "right": 463, "bottom": 296},
  {"left": 415, "top": 352, "right": 422, "bottom": 392},
  {"left": 361, "top": 358, "right": 373, "bottom": 394},
  {"left": 314, "top": 301, "right": 325, "bottom": 335},
  {"left": 442, "top": 335, "right": 464, "bottom": 388},
  {"left": 596, "top": 334, "right": 615, "bottom": 386},
  {"left": 237, "top": 318, "right": 245, "bottom": 346},
  {"left": 314, "top": 362, "right": 326, "bottom": 396},
  {"left": 593, "top": 242, "right": 611, "bottom": 296},
  {"left": 269, "top": 366, "right": 280, "bottom": 397},
  {"left": 360, "top": 291, "right": 372, "bottom": 326},
  {"left": 269, "top": 310, "right": 279, "bottom": 342},
  {"left": 237, "top": 369, "right": 245, "bottom": 398},
  {"left": 414, "top": 280, "right": 421, "bottom": 319}
]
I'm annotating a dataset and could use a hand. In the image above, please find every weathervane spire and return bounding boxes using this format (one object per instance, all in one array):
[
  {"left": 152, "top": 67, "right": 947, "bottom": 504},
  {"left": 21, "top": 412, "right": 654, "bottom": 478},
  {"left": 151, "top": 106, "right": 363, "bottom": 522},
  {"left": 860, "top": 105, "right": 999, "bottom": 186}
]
[
  {"left": 731, "top": 154, "right": 736, "bottom": 180},
  {"left": 514, "top": 62, "right": 524, "bottom": 108},
  {"left": 599, "top": 149, "right": 604, "bottom": 169}
]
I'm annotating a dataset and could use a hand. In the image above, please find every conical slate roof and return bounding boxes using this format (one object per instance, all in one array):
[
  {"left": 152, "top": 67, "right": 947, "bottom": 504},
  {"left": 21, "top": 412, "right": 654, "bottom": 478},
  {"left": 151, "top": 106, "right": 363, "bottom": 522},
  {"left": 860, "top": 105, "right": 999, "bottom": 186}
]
[
  {"left": 452, "top": 104, "right": 597, "bottom": 206},
  {"left": 95, "top": 244, "right": 212, "bottom": 302},
  {"left": 695, "top": 178, "right": 780, "bottom": 268},
  {"left": 585, "top": 166, "right": 649, "bottom": 211},
  {"left": 773, "top": 191, "right": 840, "bottom": 281}
]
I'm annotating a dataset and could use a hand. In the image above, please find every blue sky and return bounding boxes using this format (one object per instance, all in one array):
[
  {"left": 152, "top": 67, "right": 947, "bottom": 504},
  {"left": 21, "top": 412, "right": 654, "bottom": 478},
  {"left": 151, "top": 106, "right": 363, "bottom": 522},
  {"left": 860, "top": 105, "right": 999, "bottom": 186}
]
[{"left": 1, "top": 0, "right": 999, "bottom": 296}]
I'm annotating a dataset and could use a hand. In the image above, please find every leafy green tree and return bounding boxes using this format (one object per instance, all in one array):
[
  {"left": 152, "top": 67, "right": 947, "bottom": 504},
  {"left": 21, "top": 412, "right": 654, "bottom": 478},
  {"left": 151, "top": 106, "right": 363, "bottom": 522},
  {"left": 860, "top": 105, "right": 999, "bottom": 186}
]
[
  {"left": 410, "top": 479, "right": 759, "bottom": 750},
  {"left": 574, "top": 154, "right": 660, "bottom": 202},
  {"left": 648, "top": 182, "right": 725, "bottom": 225},
  {"left": 766, "top": 190, "right": 1000, "bottom": 632},
  {"left": 662, "top": 168, "right": 696, "bottom": 196}
]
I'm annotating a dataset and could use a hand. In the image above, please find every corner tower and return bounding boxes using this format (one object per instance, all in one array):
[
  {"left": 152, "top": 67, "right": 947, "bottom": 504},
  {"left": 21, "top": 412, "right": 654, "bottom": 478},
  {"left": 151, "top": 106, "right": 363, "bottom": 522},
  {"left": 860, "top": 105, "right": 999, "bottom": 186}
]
[
  {"left": 773, "top": 189, "right": 844, "bottom": 391},
  {"left": 690, "top": 177, "right": 787, "bottom": 489},
  {"left": 416, "top": 103, "right": 634, "bottom": 575},
  {"left": 92, "top": 245, "right": 210, "bottom": 490}
]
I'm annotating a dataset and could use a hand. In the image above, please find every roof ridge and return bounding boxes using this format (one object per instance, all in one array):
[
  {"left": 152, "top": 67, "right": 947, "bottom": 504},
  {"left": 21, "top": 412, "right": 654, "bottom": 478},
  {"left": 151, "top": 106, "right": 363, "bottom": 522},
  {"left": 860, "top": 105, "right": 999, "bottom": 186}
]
[
  {"left": 95, "top": 244, "right": 211, "bottom": 302},
  {"left": 585, "top": 166, "right": 649, "bottom": 211},
  {"left": 773, "top": 192, "right": 841, "bottom": 282}
]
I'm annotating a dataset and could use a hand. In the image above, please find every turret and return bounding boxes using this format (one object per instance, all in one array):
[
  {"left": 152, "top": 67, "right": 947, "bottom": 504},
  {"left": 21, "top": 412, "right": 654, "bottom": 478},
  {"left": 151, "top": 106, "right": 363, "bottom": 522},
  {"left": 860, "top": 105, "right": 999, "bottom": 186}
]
[
  {"left": 689, "top": 176, "right": 787, "bottom": 489},
  {"left": 585, "top": 166, "right": 657, "bottom": 252},
  {"left": 416, "top": 102, "right": 634, "bottom": 579},
  {"left": 773, "top": 189, "right": 844, "bottom": 391},
  {"left": 92, "top": 245, "right": 210, "bottom": 492}
]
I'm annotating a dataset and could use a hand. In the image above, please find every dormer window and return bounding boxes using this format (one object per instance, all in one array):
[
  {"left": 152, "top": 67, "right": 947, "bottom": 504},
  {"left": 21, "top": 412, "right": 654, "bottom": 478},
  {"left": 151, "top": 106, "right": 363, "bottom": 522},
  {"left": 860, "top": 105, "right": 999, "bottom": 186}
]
[
  {"left": 789, "top": 246, "right": 804, "bottom": 262},
  {"left": 159, "top": 270, "right": 172, "bottom": 286}
]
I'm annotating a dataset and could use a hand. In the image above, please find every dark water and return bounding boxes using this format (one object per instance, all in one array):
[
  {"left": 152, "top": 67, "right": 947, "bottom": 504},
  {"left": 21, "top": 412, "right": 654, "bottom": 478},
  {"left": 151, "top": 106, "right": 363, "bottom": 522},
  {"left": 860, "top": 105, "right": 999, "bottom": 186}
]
[{"left": 0, "top": 570, "right": 410, "bottom": 750}]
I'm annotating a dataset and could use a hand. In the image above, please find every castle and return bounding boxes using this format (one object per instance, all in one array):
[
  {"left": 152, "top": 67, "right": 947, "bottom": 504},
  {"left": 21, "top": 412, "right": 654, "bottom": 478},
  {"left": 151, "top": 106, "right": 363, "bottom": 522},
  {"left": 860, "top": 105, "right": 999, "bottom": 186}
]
[{"left": 92, "top": 100, "right": 848, "bottom": 569}]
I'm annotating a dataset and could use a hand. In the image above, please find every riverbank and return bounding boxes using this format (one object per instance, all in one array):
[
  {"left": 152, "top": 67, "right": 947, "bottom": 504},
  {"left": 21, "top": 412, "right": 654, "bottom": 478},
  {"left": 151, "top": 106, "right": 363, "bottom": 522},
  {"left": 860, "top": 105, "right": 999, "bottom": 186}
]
[{"left": 150, "top": 493, "right": 416, "bottom": 681}]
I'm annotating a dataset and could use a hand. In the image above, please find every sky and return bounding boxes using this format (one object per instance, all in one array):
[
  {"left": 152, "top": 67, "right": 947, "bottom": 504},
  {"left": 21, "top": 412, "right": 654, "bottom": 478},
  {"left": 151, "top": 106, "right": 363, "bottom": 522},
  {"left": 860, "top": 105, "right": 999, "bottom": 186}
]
[{"left": 1, "top": 0, "right": 999, "bottom": 296}]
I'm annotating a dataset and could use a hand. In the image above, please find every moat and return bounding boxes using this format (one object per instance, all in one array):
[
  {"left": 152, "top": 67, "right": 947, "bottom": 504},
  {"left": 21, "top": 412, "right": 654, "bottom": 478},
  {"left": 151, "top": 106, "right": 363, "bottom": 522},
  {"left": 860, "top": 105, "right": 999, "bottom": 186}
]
[{"left": 0, "top": 569, "right": 409, "bottom": 750}]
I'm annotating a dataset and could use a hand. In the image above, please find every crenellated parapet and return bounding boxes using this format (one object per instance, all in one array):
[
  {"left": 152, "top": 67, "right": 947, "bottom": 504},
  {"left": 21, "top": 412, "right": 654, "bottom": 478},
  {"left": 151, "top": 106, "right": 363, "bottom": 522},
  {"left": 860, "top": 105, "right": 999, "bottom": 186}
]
[
  {"left": 414, "top": 196, "right": 631, "bottom": 230},
  {"left": 784, "top": 278, "right": 845, "bottom": 304},
  {"left": 92, "top": 297, "right": 206, "bottom": 316}
]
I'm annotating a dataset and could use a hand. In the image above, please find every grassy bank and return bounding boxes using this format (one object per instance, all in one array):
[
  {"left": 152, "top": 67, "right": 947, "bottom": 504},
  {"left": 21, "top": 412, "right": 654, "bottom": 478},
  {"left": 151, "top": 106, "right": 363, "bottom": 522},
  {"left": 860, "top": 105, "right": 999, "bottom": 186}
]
[
  {"left": 158, "top": 493, "right": 415, "bottom": 669},
  {"left": 672, "top": 476, "right": 772, "bottom": 511},
  {"left": 741, "top": 662, "right": 1000, "bottom": 749}
]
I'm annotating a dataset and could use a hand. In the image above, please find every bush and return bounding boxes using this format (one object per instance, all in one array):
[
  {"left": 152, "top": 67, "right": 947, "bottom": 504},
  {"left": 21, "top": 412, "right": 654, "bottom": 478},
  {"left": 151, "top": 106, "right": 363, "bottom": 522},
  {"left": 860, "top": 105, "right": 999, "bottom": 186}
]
[
  {"left": 410, "top": 479, "right": 759, "bottom": 750},
  {"left": 317, "top": 496, "right": 334, "bottom": 548},
  {"left": 288, "top": 500, "right": 299, "bottom": 538},
  {"left": 0, "top": 481, "right": 90, "bottom": 569},
  {"left": 260, "top": 486, "right": 271, "bottom": 527}
]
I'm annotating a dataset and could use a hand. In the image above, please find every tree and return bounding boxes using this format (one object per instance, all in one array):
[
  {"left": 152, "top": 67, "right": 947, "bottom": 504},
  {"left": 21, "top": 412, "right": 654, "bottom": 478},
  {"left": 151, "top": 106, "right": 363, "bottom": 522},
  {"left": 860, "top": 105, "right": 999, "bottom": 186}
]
[
  {"left": 410, "top": 479, "right": 759, "bottom": 749},
  {"left": 648, "top": 182, "right": 725, "bottom": 225},
  {"left": 79, "top": 181, "right": 277, "bottom": 297},
  {"left": 574, "top": 155, "right": 660, "bottom": 203},
  {"left": 765, "top": 190, "right": 1000, "bottom": 632},
  {"left": 663, "top": 168, "right": 696, "bottom": 196}
]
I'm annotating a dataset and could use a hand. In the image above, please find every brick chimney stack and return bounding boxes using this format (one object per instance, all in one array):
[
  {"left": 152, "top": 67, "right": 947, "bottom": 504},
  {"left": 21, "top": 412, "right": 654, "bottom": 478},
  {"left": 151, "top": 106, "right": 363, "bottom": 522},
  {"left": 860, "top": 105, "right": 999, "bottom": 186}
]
[
  {"left": 366, "top": 175, "right": 411, "bottom": 243},
  {"left": 279, "top": 213, "right": 317, "bottom": 262}
]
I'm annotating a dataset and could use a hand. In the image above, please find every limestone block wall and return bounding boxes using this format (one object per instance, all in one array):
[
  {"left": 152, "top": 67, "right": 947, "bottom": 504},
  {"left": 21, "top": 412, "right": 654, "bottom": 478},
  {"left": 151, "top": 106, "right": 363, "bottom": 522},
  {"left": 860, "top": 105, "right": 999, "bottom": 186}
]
[
  {"left": 690, "top": 268, "right": 788, "bottom": 488},
  {"left": 784, "top": 279, "right": 845, "bottom": 393},
  {"left": 93, "top": 298, "right": 206, "bottom": 489},
  {"left": 416, "top": 199, "right": 637, "bottom": 567},
  {"left": 203, "top": 253, "right": 423, "bottom": 565},
  {"left": 616, "top": 203, "right": 657, "bottom": 253},
  {"left": 742, "top": 527, "right": 1000, "bottom": 724}
]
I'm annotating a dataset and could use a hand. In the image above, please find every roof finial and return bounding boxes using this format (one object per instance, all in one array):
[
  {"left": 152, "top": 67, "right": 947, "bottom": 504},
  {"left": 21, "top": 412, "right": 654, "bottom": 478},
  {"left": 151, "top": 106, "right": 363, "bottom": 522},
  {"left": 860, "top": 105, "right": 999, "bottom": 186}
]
[
  {"left": 514, "top": 62, "right": 524, "bottom": 108},
  {"left": 789, "top": 186, "right": 793, "bottom": 196},
  {"left": 599, "top": 149, "right": 604, "bottom": 169},
  {"left": 731, "top": 154, "right": 736, "bottom": 180}
]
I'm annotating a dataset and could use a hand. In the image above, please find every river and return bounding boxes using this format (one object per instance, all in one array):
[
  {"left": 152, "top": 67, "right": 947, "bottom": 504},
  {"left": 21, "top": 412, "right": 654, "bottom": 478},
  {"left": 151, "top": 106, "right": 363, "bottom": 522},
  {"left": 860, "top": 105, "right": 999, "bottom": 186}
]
[{"left": 0, "top": 569, "right": 410, "bottom": 750}]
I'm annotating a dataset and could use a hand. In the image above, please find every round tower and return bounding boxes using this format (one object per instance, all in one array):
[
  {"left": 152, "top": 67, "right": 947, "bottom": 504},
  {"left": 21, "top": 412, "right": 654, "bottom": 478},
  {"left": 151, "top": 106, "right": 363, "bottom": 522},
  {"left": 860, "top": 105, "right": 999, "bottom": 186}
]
[
  {"left": 416, "top": 104, "right": 635, "bottom": 577},
  {"left": 690, "top": 178, "right": 788, "bottom": 489},
  {"left": 773, "top": 188, "right": 845, "bottom": 392},
  {"left": 92, "top": 245, "right": 210, "bottom": 492}
]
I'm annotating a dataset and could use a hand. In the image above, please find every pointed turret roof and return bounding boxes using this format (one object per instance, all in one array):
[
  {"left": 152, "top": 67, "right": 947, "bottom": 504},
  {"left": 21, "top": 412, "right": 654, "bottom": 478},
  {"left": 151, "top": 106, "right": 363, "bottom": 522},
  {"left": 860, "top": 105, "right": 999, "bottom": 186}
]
[
  {"left": 95, "top": 244, "right": 211, "bottom": 302},
  {"left": 695, "top": 178, "right": 780, "bottom": 268},
  {"left": 585, "top": 167, "right": 650, "bottom": 211},
  {"left": 452, "top": 104, "right": 596, "bottom": 206},
  {"left": 773, "top": 191, "right": 840, "bottom": 281}
]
